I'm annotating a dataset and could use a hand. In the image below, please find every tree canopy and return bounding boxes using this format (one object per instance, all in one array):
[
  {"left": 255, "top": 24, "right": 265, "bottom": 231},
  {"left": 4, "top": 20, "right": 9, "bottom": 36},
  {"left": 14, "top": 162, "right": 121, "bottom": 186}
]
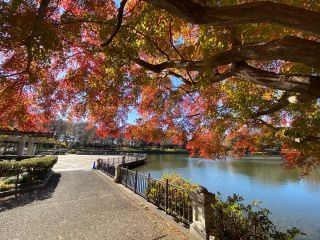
[{"left": 1, "top": 0, "right": 320, "bottom": 172}]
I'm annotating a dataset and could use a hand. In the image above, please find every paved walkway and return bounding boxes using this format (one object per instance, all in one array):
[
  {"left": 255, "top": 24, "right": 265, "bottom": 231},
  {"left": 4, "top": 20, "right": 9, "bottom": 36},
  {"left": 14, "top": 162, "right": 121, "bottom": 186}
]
[
  {"left": 53, "top": 154, "right": 120, "bottom": 171},
  {"left": 0, "top": 156, "right": 189, "bottom": 240}
]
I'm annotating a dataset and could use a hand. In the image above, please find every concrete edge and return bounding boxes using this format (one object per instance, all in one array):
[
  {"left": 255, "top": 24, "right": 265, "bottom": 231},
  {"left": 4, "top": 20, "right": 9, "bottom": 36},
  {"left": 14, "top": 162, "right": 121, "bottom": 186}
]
[
  {"left": 0, "top": 171, "right": 53, "bottom": 198},
  {"left": 95, "top": 170, "right": 201, "bottom": 240}
]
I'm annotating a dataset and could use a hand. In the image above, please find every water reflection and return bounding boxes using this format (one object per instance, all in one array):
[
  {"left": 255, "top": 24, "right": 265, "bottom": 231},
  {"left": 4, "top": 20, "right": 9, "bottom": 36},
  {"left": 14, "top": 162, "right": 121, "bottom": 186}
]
[
  {"left": 139, "top": 155, "right": 320, "bottom": 186},
  {"left": 138, "top": 154, "right": 189, "bottom": 171},
  {"left": 302, "top": 169, "right": 320, "bottom": 192},
  {"left": 215, "top": 158, "right": 302, "bottom": 185},
  {"left": 135, "top": 154, "right": 320, "bottom": 240}
]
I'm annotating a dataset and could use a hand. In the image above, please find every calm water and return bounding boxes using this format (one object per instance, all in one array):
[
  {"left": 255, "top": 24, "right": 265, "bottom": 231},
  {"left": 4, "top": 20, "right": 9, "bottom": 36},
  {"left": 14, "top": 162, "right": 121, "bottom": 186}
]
[{"left": 135, "top": 154, "right": 320, "bottom": 239}]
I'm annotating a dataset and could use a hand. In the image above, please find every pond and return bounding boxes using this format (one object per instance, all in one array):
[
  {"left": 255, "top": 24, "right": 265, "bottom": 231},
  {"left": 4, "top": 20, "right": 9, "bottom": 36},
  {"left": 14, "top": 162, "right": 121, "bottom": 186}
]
[{"left": 134, "top": 154, "right": 320, "bottom": 239}]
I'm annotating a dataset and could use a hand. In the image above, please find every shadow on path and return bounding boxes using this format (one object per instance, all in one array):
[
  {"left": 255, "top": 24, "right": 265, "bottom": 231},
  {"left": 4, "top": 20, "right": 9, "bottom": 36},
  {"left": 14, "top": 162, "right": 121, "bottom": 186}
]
[{"left": 0, "top": 173, "right": 61, "bottom": 212}]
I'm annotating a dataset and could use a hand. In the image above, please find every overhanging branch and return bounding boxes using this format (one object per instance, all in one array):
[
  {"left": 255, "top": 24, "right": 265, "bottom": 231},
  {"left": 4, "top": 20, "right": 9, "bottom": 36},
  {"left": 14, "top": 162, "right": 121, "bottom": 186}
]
[
  {"left": 135, "top": 36, "right": 320, "bottom": 75},
  {"left": 234, "top": 63, "right": 320, "bottom": 97},
  {"left": 133, "top": 58, "right": 201, "bottom": 72},
  {"left": 252, "top": 93, "right": 290, "bottom": 118},
  {"left": 207, "top": 36, "right": 320, "bottom": 70},
  {"left": 145, "top": 0, "right": 320, "bottom": 36},
  {"left": 101, "top": 0, "right": 128, "bottom": 47},
  {"left": 134, "top": 56, "right": 320, "bottom": 97}
]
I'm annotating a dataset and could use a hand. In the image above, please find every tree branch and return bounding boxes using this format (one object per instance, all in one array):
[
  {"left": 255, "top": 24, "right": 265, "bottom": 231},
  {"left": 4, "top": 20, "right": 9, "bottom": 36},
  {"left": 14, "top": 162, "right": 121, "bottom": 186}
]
[
  {"left": 301, "top": 136, "right": 320, "bottom": 143},
  {"left": 252, "top": 93, "right": 290, "bottom": 118},
  {"left": 168, "top": 22, "right": 196, "bottom": 83},
  {"left": 145, "top": 0, "right": 320, "bottom": 36},
  {"left": 133, "top": 58, "right": 201, "bottom": 72},
  {"left": 253, "top": 118, "right": 280, "bottom": 131},
  {"left": 24, "top": 0, "right": 51, "bottom": 73},
  {"left": 131, "top": 28, "right": 171, "bottom": 61},
  {"left": 101, "top": 0, "right": 128, "bottom": 47},
  {"left": 168, "top": 71, "right": 193, "bottom": 86},
  {"left": 233, "top": 62, "right": 320, "bottom": 97},
  {"left": 206, "top": 36, "right": 320, "bottom": 70},
  {"left": 135, "top": 36, "right": 320, "bottom": 78},
  {"left": 134, "top": 56, "right": 320, "bottom": 97},
  {"left": 169, "top": 22, "right": 184, "bottom": 59}
]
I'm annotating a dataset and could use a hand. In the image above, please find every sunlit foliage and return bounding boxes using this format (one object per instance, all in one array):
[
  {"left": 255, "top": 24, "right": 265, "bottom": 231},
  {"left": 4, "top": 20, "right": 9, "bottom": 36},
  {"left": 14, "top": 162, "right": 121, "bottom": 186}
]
[{"left": 1, "top": 0, "right": 320, "bottom": 172}]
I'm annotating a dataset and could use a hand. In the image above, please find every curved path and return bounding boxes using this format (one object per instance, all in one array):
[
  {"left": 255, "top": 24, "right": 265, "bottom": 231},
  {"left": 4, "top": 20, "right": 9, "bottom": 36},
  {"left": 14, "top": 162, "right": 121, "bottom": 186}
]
[{"left": 0, "top": 155, "right": 190, "bottom": 240}]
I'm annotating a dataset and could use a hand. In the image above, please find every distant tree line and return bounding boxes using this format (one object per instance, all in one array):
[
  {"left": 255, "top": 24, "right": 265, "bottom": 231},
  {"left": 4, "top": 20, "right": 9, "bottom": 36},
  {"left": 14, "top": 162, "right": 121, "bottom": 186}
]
[{"left": 49, "top": 119, "right": 184, "bottom": 150}]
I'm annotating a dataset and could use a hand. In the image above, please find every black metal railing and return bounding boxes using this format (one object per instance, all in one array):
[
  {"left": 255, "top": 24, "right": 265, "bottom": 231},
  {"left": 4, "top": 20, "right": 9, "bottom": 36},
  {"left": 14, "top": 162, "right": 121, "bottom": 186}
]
[
  {"left": 119, "top": 152, "right": 147, "bottom": 162},
  {"left": 97, "top": 153, "right": 147, "bottom": 177},
  {"left": 98, "top": 158, "right": 117, "bottom": 177},
  {"left": 97, "top": 154, "right": 192, "bottom": 224},
  {"left": 119, "top": 167, "right": 193, "bottom": 225}
]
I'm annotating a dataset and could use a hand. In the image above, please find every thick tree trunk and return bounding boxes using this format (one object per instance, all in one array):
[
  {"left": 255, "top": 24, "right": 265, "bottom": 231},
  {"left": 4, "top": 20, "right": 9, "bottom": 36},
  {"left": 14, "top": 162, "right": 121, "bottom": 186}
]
[
  {"left": 145, "top": 0, "right": 320, "bottom": 36},
  {"left": 207, "top": 36, "right": 320, "bottom": 70},
  {"left": 233, "top": 63, "right": 320, "bottom": 97}
]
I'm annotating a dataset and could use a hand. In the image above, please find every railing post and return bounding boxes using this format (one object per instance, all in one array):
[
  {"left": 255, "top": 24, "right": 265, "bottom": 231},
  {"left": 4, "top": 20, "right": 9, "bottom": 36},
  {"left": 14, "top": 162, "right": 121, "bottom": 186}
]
[
  {"left": 15, "top": 172, "right": 19, "bottom": 191},
  {"left": 147, "top": 173, "right": 151, "bottom": 202},
  {"left": 190, "top": 186, "right": 216, "bottom": 240},
  {"left": 17, "top": 135, "right": 27, "bottom": 156},
  {"left": 165, "top": 179, "right": 169, "bottom": 213},
  {"left": 134, "top": 170, "right": 138, "bottom": 193},
  {"left": 96, "top": 158, "right": 101, "bottom": 169},
  {"left": 114, "top": 165, "right": 122, "bottom": 183},
  {"left": 125, "top": 167, "right": 128, "bottom": 187},
  {"left": 14, "top": 171, "right": 19, "bottom": 198},
  {"left": 157, "top": 182, "right": 161, "bottom": 207}
]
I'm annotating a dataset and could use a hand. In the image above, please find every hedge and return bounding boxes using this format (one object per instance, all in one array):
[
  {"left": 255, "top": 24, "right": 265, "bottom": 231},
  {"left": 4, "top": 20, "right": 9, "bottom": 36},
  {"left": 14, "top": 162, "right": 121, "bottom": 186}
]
[{"left": 0, "top": 156, "right": 58, "bottom": 181}]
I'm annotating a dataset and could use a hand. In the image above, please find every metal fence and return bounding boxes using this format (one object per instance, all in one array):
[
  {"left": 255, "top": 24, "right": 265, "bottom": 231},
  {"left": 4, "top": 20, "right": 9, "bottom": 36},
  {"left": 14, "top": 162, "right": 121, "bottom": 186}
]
[
  {"left": 120, "top": 167, "right": 193, "bottom": 225},
  {"left": 119, "top": 153, "right": 147, "bottom": 163},
  {"left": 98, "top": 157, "right": 118, "bottom": 177},
  {"left": 97, "top": 153, "right": 192, "bottom": 224},
  {"left": 97, "top": 153, "right": 147, "bottom": 177}
]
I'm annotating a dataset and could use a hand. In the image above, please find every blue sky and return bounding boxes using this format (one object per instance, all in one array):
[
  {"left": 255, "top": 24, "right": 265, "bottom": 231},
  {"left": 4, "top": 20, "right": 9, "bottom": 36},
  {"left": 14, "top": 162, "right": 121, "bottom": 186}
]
[
  {"left": 115, "top": 0, "right": 121, "bottom": 7},
  {"left": 127, "top": 108, "right": 139, "bottom": 124}
]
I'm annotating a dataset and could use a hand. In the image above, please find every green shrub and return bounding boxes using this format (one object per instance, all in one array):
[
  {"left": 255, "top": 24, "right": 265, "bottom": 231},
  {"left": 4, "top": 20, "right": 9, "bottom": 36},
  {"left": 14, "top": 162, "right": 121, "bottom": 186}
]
[
  {"left": 210, "top": 193, "right": 303, "bottom": 240},
  {"left": 147, "top": 173, "right": 198, "bottom": 200},
  {"left": 160, "top": 172, "right": 199, "bottom": 191},
  {"left": 147, "top": 173, "right": 198, "bottom": 222},
  {"left": 148, "top": 173, "right": 302, "bottom": 239},
  {"left": 0, "top": 182, "right": 15, "bottom": 191},
  {"left": 0, "top": 156, "right": 57, "bottom": 184},
  {"left": 69, "top": 149, "right": 76, "bottom": 154},
  {"left": 146, "top": 173, "right": 302, "bottom": 238}
]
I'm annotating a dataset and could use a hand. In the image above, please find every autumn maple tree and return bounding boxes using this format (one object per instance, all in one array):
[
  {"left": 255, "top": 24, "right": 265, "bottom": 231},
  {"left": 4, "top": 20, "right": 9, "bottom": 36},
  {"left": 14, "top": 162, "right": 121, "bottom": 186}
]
[{"left": 1, "top": 0, "right": 320, "bottom": 171}]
